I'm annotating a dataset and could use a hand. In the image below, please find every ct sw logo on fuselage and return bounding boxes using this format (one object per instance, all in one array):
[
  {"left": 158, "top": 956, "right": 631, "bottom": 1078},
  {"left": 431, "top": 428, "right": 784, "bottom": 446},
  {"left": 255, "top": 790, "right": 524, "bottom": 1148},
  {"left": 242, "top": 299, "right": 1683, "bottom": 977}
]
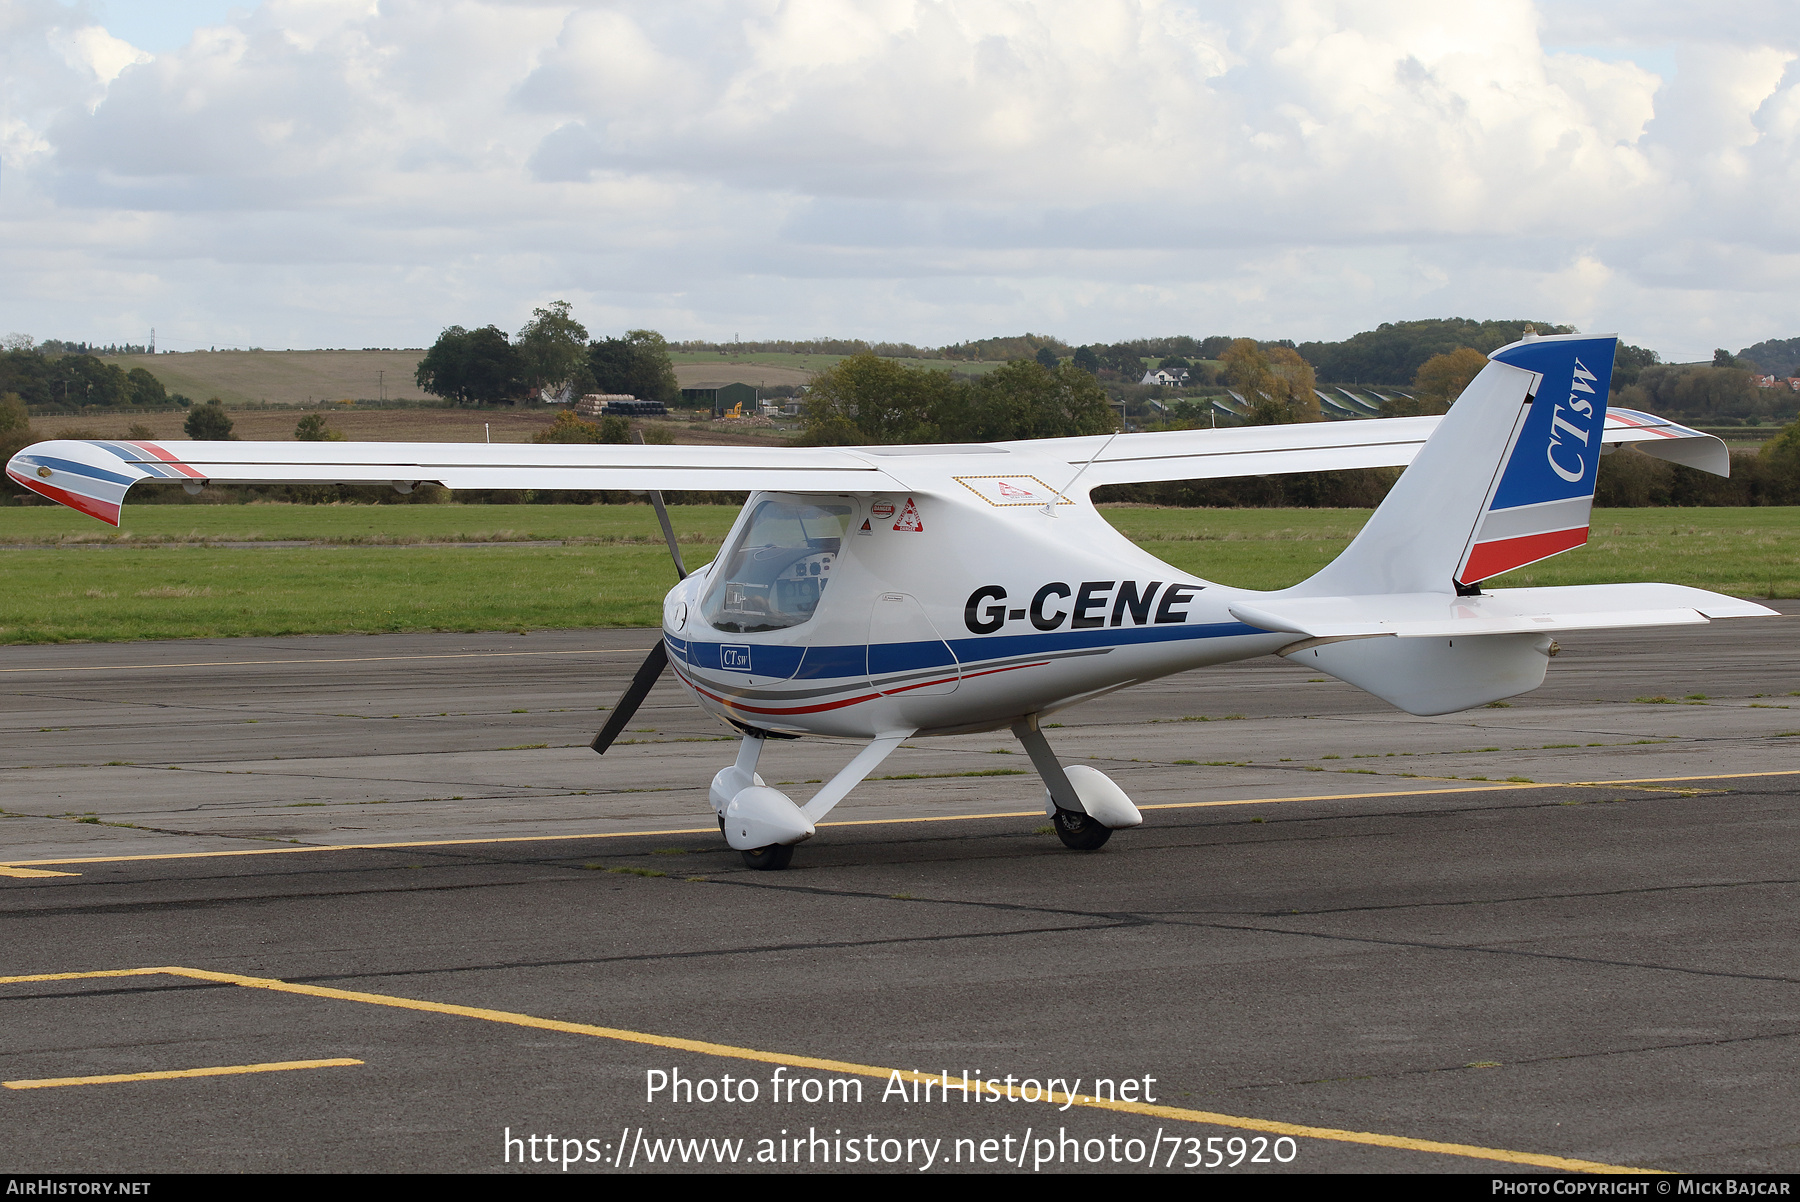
[{"left": 964, "top": 581, "right": 1202, "bottom": 634}]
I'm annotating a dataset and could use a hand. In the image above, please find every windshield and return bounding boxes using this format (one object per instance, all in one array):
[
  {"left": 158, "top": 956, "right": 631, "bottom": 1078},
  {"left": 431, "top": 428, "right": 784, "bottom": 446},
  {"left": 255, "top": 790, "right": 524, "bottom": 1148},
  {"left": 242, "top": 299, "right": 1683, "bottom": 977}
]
[{"left": 700, "top": 498, "right": 854, "bottom": 634}]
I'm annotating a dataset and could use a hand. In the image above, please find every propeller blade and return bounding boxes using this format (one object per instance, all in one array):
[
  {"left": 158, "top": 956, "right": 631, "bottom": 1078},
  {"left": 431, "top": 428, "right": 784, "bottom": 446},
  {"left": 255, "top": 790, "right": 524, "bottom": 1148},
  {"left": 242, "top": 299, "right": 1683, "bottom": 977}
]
[{"left": 591, "top": 640, "right": 670, "bottom": 754}]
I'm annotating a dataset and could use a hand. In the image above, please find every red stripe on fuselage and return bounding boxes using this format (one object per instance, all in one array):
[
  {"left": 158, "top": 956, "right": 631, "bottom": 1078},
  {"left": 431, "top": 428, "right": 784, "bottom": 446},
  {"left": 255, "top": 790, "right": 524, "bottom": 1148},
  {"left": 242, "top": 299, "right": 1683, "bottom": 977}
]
[
  {"left": 6, "top": 470, "right": 121, "bottom": 526},
  {"left": 669, "top": 657, "right": 1049, "bottom": 717},
  {"left": 1460, "top": 526, "right": 1588, "bottom": 584}
]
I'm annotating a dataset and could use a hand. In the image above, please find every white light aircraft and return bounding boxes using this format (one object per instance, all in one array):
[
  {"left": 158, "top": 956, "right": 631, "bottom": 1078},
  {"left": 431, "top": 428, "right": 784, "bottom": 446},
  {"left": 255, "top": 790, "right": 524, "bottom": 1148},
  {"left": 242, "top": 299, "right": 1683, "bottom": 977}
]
[{"left": 9, "top": 334, "right": 1776, "bottom": 868}]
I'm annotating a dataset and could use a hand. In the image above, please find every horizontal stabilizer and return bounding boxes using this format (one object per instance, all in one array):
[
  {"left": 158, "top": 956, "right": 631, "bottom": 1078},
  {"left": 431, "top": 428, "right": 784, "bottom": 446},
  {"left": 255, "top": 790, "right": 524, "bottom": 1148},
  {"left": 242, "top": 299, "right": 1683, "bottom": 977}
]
[{"left": 1229, "top": 584, "right": 1776, "bottom": 641}]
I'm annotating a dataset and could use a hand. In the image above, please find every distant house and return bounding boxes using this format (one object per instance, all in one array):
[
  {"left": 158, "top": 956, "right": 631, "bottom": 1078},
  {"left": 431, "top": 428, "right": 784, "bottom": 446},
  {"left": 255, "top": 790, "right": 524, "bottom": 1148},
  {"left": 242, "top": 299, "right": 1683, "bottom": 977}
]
[{"left": 1139, "top": 367, "right": 1189, "bottom": 387}]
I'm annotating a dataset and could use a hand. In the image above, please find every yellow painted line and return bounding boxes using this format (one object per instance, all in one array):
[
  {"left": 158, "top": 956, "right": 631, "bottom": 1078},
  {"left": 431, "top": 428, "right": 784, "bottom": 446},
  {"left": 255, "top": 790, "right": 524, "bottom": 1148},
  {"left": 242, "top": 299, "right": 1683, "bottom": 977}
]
[
  {"left": 0, "top": 827, "right": 726, "bottom": 869},
  {"left": 3, "top": 769, "right": 1796, "bottom": 872},
  {"left": 0, "top": 648, "right": 647, "bottom": 674},
  {"left": 4, "top": 1057, "right": 361, "bottom": 1090},
  {"left": 0, "top": 866, "right": 79, "bottom": 878},
  {"left": 0, "top": 967, "right": 1655, "bottom": 1173}
]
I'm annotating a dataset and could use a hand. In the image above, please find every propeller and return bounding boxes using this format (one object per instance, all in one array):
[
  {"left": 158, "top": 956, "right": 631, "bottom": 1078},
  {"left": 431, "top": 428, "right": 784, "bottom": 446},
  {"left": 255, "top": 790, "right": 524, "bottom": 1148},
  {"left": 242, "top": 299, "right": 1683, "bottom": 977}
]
[{"left": 591, "top": 433, "right": 688, "bottom": 754}]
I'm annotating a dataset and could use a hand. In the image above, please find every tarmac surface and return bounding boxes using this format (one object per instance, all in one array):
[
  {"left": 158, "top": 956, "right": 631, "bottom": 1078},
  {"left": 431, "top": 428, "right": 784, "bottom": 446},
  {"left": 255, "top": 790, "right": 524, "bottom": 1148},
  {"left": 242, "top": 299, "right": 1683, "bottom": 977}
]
[{"left": 2, "top": 605, "right": 1797, "bottom": 1174}]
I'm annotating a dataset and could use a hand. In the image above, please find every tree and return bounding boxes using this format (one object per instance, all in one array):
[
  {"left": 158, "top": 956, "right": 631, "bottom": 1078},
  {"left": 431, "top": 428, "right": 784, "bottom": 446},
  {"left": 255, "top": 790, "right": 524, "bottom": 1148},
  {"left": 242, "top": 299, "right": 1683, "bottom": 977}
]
[
  {"left": 1760, "top": 418, "right": 1800, "bottom": 504},
  {"left": 587, "top": 330, "right": 679, "bottom": 404},
  {"left": 1297, "top": 318, "right": 1571, "bottom": 384},
  {"left": 295, "top": 413, "right": 347, "bottom": 441},
  {"left": 126, "top": 367, "right": 167, "bottom": 407},
  {"left": 531, "top": 410, "right": 631, "bottom": 444},
  {"left": 184, "top": 399, "right": 235, "bottom": 440},
  {"left": 1035, "top": 346, "right": 1059, "bottom": 370},
  {"left": 799, "top": 352, "right": 961, "bottom": 445},
  {"left": 1391, "top": 346, "right": 1489, "bottom": 416},
  {"left": 1621, "top": 363, "right": 1764, "bottom": 423},
  {"left": 1737, "top": 336, "right": 1800, "bottom": 377},
  {"left": 953, "top": 360, "right": 1117, "bottom": 441},
  {"left": 46, "top": 353, "right": 130, "bottom": 409},
  {"left": 517, "top": 300, "right": 592, "bottom": 402},
  {"left": 1612, "top": 343, "right": 1660, "bottom": 392},
  {"left": 1222, "top": 339, "right": 1320, "bottom": 424},
  {"left": 1098, "top": 343, "right": 1145, "bottom": 379},
  {"left": 415, "top": 325, "right": 526, "bottom": 405},
  {"left": 1071, "top": 345, "right": 1100, "bottom": 374},
  {"left": 0, "top": 393, "right": 30, "bottom": 495}
]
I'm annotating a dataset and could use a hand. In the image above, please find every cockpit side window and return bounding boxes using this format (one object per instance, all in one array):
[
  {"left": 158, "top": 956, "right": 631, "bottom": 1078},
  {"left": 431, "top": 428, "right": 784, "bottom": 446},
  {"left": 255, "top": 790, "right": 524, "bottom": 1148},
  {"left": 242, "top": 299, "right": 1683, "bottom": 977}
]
[{"left": 700, "top": 498, "right": 854, "bottom": 634}]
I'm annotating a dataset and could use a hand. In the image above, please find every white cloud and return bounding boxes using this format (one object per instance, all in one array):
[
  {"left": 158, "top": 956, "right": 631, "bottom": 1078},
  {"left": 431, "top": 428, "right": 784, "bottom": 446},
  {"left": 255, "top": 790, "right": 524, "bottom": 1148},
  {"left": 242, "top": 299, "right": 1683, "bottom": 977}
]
[{"left": 1, "top": 0, "right": 1798, "bottom": 359}]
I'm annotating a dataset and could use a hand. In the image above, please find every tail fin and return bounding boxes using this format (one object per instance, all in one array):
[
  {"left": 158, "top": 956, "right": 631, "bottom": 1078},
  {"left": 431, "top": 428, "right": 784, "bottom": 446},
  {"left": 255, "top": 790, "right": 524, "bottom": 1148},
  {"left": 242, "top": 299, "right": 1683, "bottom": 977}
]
[
  {"left": 1230, "top": 333, "right": 1780, "bottom": 716},
  {"left": 1293, "top": 332, "right": 1616, "bottom": 597}
]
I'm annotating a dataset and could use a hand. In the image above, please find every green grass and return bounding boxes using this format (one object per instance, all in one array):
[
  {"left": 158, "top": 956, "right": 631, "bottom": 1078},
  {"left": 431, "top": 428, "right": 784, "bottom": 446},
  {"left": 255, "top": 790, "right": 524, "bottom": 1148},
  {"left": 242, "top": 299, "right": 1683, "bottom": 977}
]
[
  {"left": 0, "top": 504, "right": 1791, "bottom": 643},
  {"left": 1099, "top": 507, "right": 1800, "bottom": 597},
  {"left": 0, "top": 503, "right": 744, "bottom": 546}
]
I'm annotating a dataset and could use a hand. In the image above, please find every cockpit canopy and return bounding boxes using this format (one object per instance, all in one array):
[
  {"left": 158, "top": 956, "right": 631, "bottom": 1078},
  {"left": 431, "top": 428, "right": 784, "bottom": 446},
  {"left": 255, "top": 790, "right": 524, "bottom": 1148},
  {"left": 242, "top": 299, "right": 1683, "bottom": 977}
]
[{"left": 700, "top": 497, "right": 854, "bottom": 634}]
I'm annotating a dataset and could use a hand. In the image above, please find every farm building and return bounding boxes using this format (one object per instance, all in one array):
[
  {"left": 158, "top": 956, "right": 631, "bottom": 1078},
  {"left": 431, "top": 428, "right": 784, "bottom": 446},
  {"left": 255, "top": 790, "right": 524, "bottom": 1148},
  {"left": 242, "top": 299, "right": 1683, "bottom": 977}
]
[{"left": 679, "top": 381, "right": 759, "bottom": 416}]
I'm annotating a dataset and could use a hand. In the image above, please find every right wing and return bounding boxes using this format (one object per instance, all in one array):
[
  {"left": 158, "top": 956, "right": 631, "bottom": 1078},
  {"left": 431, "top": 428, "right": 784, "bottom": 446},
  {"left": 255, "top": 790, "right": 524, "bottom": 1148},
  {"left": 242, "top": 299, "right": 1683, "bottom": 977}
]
[{"left": 6, "top": 439, "right": 907, "bottom": 526}]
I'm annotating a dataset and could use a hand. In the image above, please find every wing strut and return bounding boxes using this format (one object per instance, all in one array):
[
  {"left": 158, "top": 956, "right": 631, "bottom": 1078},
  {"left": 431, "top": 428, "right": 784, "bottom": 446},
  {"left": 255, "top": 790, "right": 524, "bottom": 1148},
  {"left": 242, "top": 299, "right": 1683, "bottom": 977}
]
[{"left": 591, "top": 431, "right": 690, "bottom": 753}]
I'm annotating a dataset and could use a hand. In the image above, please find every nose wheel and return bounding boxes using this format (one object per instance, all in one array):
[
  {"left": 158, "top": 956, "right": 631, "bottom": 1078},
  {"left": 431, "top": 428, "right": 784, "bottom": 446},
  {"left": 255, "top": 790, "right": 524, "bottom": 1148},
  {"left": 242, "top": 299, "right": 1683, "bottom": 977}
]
[
  {"left": 739, "top": 844, "right": 796, "bottom": 870},
  {"left": 1051, "top": 805, "right": 1112, "bottom": 851}
]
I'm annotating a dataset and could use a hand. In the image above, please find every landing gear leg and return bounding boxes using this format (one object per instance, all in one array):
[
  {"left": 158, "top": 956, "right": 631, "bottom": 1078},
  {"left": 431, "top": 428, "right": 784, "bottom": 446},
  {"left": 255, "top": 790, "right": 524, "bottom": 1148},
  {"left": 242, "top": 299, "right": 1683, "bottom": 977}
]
[
  {"left": 1012, "top": 714, "right": 1139, "bottom": 852},
  {"left": 712, "top": 730, "right": 915, "bottom": 871}
]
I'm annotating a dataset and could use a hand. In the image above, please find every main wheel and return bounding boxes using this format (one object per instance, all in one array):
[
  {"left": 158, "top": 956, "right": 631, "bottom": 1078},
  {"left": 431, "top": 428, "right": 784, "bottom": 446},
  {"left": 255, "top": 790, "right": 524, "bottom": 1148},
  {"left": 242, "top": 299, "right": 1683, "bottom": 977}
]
[
  {"left": 1052, "top": 806, "right": 1112, "bottom": 851},
  {"left": 740, "top": 844, "right": 795, "bottom": 871}
]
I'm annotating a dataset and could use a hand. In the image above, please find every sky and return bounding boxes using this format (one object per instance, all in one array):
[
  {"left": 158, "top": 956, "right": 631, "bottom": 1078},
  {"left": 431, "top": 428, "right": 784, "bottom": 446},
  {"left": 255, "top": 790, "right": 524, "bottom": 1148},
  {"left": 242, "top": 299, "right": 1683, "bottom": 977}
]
[{"left": 2, "top": 1, "right": 1797, "bottom": 361}]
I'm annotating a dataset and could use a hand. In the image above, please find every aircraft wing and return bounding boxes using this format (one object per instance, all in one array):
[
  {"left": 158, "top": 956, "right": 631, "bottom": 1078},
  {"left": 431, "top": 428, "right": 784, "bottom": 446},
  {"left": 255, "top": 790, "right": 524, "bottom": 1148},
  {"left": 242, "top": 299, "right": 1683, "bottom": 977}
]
[
  {"left": 999, "top": 407, "right": 1729, "bottom": 487},
  {"left": 5, "top": 439, "right": 907, "bottom": 526},
  {"left": 7, "top": 407, "right": 1728, "bottom": 527}
]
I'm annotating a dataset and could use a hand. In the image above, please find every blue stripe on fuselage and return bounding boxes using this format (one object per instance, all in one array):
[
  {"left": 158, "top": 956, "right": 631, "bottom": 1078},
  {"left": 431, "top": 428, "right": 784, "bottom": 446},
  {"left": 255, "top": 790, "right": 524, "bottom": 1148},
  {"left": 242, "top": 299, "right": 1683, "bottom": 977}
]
[{"left": 672, "top": 621, "right": 1261, "bottom": 683}]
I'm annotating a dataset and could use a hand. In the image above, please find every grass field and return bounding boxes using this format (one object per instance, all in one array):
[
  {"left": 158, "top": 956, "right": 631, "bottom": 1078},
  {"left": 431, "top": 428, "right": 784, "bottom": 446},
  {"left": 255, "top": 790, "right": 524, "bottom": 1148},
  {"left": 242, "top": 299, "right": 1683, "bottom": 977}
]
[
  {"left": 27, "top": 407, "right": 803, "bottom": 446},
  {"left": 99, "top": 350, "right": 436, "bottom": 408},
  {"left": 85, "top": 348, "right": 1012, "bottom": 413},
  {"left": 0, "top": 504, "right": 1791, "bottom": 644}
]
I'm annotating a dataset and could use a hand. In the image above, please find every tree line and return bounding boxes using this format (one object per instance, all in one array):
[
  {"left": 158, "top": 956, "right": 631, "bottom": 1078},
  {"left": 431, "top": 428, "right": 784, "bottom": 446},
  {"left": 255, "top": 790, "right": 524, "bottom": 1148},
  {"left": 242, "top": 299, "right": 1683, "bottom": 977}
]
[
  {"left": 0, "top": 340, "right": 177, "bottom": 414},
  {"left": 796, "top": 353, "right": 1118, "bottom": 445},
  {"left": 414, "top": 302, "right": 679, "bottom": 406}
]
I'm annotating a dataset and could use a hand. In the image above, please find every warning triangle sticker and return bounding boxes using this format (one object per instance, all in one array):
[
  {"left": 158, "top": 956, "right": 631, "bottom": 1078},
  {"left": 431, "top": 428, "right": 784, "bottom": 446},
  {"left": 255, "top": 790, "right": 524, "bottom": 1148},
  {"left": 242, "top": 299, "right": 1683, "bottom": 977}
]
[
  {"left": 996, "top": 479, "right": 1035, "bottom": 498},
  {"left": 893, "top": 497, "right": 923, "bottom": 532},
  {"left": 857, "top": 519, "right": 873, "bottom": 536}
]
